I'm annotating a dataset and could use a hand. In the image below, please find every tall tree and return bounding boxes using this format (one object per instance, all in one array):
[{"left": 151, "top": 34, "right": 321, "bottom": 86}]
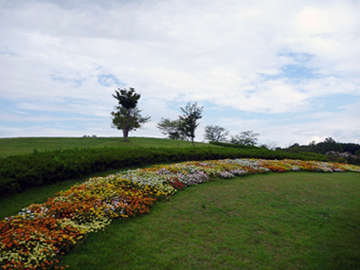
[
  {"left": 179, "top": 102, "right": 203, "bottom": 147},
  {"left": 230, "top": 130, "right": 259, "bottom": 146},
  {"left": 111, "top": 88, "right": 150, "bottom": 142},
  {"left": 204, "top": 125, "right": 229, "bottom": 142},
  {"left": 157, "top": 118, "right": 187, "bottom": 140}
]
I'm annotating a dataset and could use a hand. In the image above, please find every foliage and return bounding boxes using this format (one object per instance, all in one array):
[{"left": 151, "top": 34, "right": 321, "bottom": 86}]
[
  {"left": 112, "top": 87, "right": 140, "bottom": 110},
  {"left": 0, "top": 146, "right": 333, "bottom": 197},
  {"left": 0, "top": 137, "right": 218, "bottom": 158},
  {"left": 111, "top": 88, "right": 150, "bottom": 142},
  {"left": 260, "top": 140, "right": 279, "bottom": 150},
  {"left": 210, "top": 141, "right": 328, "bottom": 160},
  {"left": 156, "top": 118, "right": 187, "bottom": 140},
  {"left": 204, "top": 125, "right": 229, "bottom": 142},
  {"left": 179, "top": 102, "right": 204, "bottom": 147},
  {"left": 230, "top": 130, "right": 259, "bottom": 146},
  {"left": 209, "top": 141, "right": 259, "bottom": 149},
  {"left": 1, "top": 159, "right": 359, "bottom": 269},
  {"left": 156, "top": 102, "right": 203, "bottom": 146},
  {"left": 281, "top": 137, "right": 360, "bottom": 165},
  {"left": 111, "top": 107, "right": 150, "bottom": 137},
  {"left": 0, "top": 174, "right": 163, "bottom": 270}
]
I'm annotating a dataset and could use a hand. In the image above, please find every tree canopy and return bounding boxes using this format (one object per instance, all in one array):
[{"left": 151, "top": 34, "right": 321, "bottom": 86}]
[
  {"left": 230, "top": 130, "right": 259, "bottom": 146},
  {"left": 179, "top": 102, "right": 203, "bottom": 147},
  {"left": 157, "top": 102, "right": 203, "bottom": 146},
  {"left": 112, "top": 87, "right": 140, "bottom": 110},
  {"left": 156, "top": 118, "right": 187, "bottom": 140},
  {"left": 204, "top": 125, "right": 229, "bottom": 142},
  {"left": 111, "top": 88, "right": 150, "bottom": 142}
]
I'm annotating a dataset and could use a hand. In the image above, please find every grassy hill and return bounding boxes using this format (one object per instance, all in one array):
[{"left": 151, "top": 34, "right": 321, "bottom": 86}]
[
  {"left": 0, "top": 137, "right": 218, "bottom": 158},
  {"left": 1, "top": 137, "right": 359, "bottom": 269},
  {"left": 60, "top": 172, "right": 360, "bottom": 270},
  {"left": 0, "top": 136, "right": 330, "bottom": 197},
  {"left": 2, "top": 171, "right": 360, "bottom": 269}
]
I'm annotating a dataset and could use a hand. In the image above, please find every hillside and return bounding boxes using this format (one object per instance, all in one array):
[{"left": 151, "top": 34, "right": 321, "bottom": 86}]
[{"left": 0, "top": 137, "right": 219, "bottom": 158}]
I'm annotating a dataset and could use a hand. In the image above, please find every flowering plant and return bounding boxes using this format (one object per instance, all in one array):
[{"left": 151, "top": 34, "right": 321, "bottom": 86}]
[{"left": 1, "top": 158, "right": 359, "bottom": 269}]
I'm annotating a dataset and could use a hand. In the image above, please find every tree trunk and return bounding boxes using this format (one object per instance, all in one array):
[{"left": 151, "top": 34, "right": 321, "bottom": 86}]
[
  {"left": 192, "top": 138, "right": 195, "bottom": 147},
  {"left": 123, "top": 129, "right": 129, "bottom": 142},
  {"left": 123, "top": 109, "right": 131, "bottom": 142}
]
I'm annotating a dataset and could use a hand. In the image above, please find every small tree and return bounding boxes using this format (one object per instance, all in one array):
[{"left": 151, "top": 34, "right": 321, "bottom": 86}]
[
  {"left": 261, "top": 140, "right": 278, "bottom": 150},
  {"left": 230, "top": 130, "right": 259, "bottom": 146},
  {"left": 317, "top": 137, "right": 342, "bottom": 154},
  {"left": 204, "top": 125, "right": 229, "bottom": 142},
  {"left": 157, "top": 118, "right": 187, "bottom": 140},
  {"left": 179, "top": 102, "right": 204, "bottom": 147},
  {"left": 111, "top": 87, "right": 150, "bottom": 142}
]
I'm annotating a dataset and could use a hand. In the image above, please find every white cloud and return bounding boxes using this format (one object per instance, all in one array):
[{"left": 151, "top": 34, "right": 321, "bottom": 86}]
[{"left": 0, "top": 0, "right": 359, "bottom": 146}]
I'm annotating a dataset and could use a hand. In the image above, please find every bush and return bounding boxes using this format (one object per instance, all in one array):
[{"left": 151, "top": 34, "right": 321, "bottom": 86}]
[{"left": 0, "top": 146, "right": 329, "bottom": 196}]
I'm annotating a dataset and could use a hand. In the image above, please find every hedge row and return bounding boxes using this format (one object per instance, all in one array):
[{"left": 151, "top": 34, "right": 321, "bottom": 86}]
[
  {"left": 210, "top": 141, "right": 328, "bottom": 160},
  {"left": 0, "top": 147, "right": 329, "bottom": 196},
  {"left": 209, "top": 141, "right": 260, "bottom": 149}
]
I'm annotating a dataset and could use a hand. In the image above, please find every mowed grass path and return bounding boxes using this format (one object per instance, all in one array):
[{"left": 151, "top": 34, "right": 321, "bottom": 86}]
[
  {"left": 0, "top": 137, "right": 218, "bottom": 158},
  {"left": 52, "top": 172, "right": 360, "bottom": 270}
]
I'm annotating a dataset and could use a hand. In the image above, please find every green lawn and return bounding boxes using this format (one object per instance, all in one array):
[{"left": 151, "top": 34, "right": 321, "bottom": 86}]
[
  {"left": 2, "top": 137, "right": 359, "bottom": 269},
  {"left": 0, "top": 168, "right": 123, "bottom": 220},
  {"left": 0, "top": 137, "right": 218, "bottom": 158},
  {"left": 59, "top": 172, "right": 359, "bottom": 270},
  {"left": 2, "top": 171, "right": 359, "bottom": 269}
]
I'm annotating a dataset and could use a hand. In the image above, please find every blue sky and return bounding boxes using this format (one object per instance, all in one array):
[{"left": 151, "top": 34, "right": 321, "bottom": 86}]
[{"left": 0, "top": 0, "right": 359, "bottom": 147}]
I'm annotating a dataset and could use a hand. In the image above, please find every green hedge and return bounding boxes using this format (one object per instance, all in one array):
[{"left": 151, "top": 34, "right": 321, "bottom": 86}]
[
  {"left": 210, "top": 141, "right": 328, "bottom": 160},
  {"left": 0, "top": 147, "right": 329, "bottom": 196},
  {"left": 209, "top": 141, "right": 260, "bottom": 149}
]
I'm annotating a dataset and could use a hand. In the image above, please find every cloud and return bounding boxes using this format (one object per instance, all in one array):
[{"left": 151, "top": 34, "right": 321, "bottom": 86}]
[
  {"left": 0, "top": 0, "right": 359, "bottom": 146},
  {"left": 97, "top": 74, "right": 122, "bottom": 87}
]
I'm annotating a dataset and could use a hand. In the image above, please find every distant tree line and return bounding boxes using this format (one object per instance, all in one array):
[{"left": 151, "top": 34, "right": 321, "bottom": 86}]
[
  {"left": 110, "top": 88, "right": 205, "bottom": 146},
  {"left": 109, "top": 88, "right": 359, "bottom": 163},
  {"left": 280, "top": 137, "right": 360, "bottom": 165},
  {"left": 110, "top": 87, "right": 264, "bottom": 148},
  {"left": 282, "top": 137, "right": 360, "bottom": 155}
]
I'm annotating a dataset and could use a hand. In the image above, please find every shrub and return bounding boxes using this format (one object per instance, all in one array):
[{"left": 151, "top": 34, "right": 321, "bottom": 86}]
[{"left": 0, "top": 147, "right": 329, "bottom": 196}]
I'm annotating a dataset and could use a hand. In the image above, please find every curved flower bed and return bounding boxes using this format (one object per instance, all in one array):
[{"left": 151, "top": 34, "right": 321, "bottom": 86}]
[{"left": 1, "top": 159, "right": 360, "bottom": 269}]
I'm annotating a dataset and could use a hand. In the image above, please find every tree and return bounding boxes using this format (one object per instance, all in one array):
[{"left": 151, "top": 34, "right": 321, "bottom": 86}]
[
  {"left": 261, "top": 140, "right": 278, "bottom": 150},
  {"left": 157, "top": 118, "right": 187, "bottom": 140},
  {"left": 317, "top": 137, "right": 342, "bottom": 154},
  {"left": 111, "top": 87, "right": 150, "bottom": 142},
  {"left": 204, "top": 125, "right": 229, "bottom": 142},
  {"left": 179, "top": 102, "right": 204, "bottom": 147},
  {"left": 230, "top": 130, "right": 259, "bottom": 146}
]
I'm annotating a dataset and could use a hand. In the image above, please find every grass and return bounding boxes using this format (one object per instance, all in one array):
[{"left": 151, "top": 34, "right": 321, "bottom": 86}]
[
  {"left": 62, "top": 172, "right": 359, "bottom": 270},
  {"left": 0, "top": 168, "right": 117, "bottom": 220},
  {"left": 0, "top": 137, "right": 218, "bottom": 158},
  {"left": 0, "top": 164, "right": 159, "bottom": 220},
  {"left": 2, "top": 171, "right": 359, "bottom": 269}
]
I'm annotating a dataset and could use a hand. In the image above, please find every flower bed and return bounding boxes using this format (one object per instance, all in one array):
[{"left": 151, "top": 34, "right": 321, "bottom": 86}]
[{"left": 1, "top": 159, "right": 359, "bottom": 269}]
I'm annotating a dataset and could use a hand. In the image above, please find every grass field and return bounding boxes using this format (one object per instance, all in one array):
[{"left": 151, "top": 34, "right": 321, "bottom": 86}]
[
  {"left": 0, "top": 137, "right": 218, "bottom": 158},
  {"left": 1, "top": 138, "right": 359, "bottom": 269},
  {"left": 58, "top": 172, "right": 360, "bottom": 270},
  {"left": 1, "top": 170, "right": 359, "bottom": 269},
  {"left": 0, "top": 167, "right": 126, "bottom": 220}
]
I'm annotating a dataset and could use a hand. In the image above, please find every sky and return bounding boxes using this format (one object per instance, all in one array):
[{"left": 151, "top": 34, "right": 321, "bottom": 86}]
[{"left": 0, "top": 0, "right": 359, "bottom": 147}]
